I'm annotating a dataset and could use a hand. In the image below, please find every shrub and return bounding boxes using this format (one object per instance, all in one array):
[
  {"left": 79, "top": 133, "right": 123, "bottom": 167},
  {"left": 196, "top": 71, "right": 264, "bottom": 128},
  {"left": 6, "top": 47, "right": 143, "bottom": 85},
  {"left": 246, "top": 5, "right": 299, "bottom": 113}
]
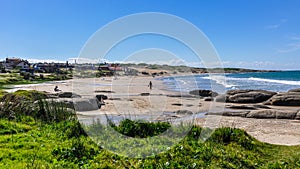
[{"left": 112, "top": 119, "right": 171, "bottom": 138}]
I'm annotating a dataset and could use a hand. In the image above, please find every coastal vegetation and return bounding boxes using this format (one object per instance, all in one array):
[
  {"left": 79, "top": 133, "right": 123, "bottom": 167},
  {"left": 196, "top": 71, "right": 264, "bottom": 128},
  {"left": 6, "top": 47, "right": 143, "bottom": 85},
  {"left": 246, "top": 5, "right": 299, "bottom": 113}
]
[
  {"left": 0, "top": 90, "right": 299, "bottom": 168},
  {"left": 0, "top": 70, "right": 72, "bottom": 89}
]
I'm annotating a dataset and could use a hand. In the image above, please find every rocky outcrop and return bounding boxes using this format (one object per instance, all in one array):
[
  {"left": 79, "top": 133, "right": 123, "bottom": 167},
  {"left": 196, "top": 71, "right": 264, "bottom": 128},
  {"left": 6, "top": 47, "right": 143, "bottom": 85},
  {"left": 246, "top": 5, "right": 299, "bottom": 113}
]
[
  {"left": 246, "top": 110, "right": 297, "bottom": 119},
  {"left": 208, "top": 109, "right": 298, "bottom": 120},
  {"left": 264, "top": 92, "right": 300, "bottom": 106},
  {"left": 226, "top": 104, "right": 271, "bottom": 110},
  {"left": 216, "top": 90, "right": 276, "bottom": 103},
  {"left": 189, "top": 90, "right": 218, "bottom": 97},
  {"left": 288, "top": 88, "right": 300, "bottom": 93},
  {"left": 208, "top": 111, "right": 250, "bottom": 117}
]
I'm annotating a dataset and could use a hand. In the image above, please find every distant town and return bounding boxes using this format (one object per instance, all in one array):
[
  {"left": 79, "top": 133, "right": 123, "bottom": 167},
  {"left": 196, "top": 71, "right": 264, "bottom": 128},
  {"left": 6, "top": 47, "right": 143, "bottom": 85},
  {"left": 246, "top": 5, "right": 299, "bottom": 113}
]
[{"left": 0, "top": 57, "right": 127, "bottom": 75}]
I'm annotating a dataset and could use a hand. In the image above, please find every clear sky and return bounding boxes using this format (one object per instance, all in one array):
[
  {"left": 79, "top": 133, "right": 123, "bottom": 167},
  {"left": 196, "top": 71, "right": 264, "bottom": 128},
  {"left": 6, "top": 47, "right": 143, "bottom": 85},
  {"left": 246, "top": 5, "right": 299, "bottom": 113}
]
[{"left": 0, "top": 0, "right": 300, "bottom": 70}]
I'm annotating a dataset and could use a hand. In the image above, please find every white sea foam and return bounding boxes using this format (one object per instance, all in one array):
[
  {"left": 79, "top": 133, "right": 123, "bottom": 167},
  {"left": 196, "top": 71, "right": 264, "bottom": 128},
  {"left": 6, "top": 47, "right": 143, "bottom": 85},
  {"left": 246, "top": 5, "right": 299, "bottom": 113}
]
[
  {"left": 248, "top": 77, "right": 300, "bottom": 85},
  {"left": 202, "top": 75, "right": 236, "bottom": 88}
]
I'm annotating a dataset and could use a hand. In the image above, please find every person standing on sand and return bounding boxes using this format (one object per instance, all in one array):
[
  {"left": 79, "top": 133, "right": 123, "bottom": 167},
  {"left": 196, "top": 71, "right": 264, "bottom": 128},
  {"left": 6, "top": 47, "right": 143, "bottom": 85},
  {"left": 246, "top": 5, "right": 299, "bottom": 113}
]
[{"left": 148, "top": 81, "right": 152, "bottom": 90}]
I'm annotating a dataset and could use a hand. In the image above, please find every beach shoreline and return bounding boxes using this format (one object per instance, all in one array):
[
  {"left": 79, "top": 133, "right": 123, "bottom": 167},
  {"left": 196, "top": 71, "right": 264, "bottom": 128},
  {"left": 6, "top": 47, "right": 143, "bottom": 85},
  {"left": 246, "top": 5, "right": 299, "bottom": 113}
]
[{"left": 5, "top": 74, "right": 300, "bottom": 146}]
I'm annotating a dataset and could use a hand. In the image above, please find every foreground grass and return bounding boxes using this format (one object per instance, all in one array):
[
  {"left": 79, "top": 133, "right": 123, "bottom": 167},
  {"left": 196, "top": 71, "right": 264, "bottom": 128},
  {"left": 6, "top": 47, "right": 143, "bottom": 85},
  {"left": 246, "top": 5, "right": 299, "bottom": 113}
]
[
  {"left": 0, "top": 118, "right": 299, "bottom": 168},
  {"left": 0, "top": 90, "right": 299, "bottom": 168}
]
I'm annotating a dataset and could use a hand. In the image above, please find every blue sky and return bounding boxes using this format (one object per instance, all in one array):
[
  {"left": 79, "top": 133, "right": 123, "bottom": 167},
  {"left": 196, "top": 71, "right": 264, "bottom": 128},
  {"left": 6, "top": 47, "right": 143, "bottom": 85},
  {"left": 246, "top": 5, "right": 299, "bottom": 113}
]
[{"left": 0, "top": 0, "right": 300, "bottom": 70}]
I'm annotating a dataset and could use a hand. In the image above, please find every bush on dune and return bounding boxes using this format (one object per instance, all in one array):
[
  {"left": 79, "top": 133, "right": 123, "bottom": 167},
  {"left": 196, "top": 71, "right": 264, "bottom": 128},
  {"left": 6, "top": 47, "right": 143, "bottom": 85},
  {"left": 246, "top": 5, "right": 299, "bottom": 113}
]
[
  {"left": 0, "top": 90, "right": 75, "bottom": 122},
  {"left": 111, "top": 119, "right": 171, "bottom": 138}
]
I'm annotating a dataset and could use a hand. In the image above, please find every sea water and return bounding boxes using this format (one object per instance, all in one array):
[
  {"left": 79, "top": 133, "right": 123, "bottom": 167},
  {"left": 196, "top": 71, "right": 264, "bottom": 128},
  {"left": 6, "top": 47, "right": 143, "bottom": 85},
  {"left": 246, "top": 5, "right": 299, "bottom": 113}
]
[{"left": 161, "top": 70, "right": 300, "bottom": 93}]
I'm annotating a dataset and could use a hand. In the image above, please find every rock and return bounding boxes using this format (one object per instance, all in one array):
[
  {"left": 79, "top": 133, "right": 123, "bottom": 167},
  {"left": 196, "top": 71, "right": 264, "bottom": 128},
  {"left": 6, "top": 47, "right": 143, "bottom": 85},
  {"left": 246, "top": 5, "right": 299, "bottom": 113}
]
[
  {"left": 172, "top": 103, "right": 183, "bottom": 106},
  {"left": 207, "top": 111, "right": 250, "bottom": 117},
  {"left": 175, "top": 110, "right": 193, "bottom": 115},
  {"left": 204, "top": 97, "right": 213, "bottom": 101},
  {"left": 189, "top": 90, "right": 218, "bottom": 97},
  {"left": 288, "top": 88, "right": 300, "bottom": 93},
  {"left": 222, "top": 111, "right": 250, "bottom": 117},
  {"left": 43, "top": 97, "right": 101, "bottom": 111},
  {"left": 215, "top": 94, "right": 227, "bottom": 102},
  {"left": 216, "top": 90, "right": 276, "bottom": 103},
  {"left": 108, "top": 98, "right": 121, "bottom": 100},
  {"left": 58, "top": 92, "right": 81, "bottom": 98},
  {"left": 246, "top": 110, "right": 276, "bottom": 119},
  {"left": 46, "top": 93, "right": 59, "bottom": 99},
  {"left": 228, "top": 90, "right": 276, "bottom": 103},
  {"left": 246, "top": 110, "right": 297, "bottom": 119},
  {"left": 226, "top": 104, "right": 270, "bottom": 110},
  {"left": 295, "top": 110, "right": 300, "bottom": 120},
  {"left": 95, "top": 90, "right": 115, "bottom": 93},
  {"left": 166, "top": 94, "right": 196, "bottom": 98},
  {"left": 276, "top": 111, "right": 297, "bottom": 119},
  {"left": 73, "top": 98, "right": 101, "bottom": 111},
  {"left": 264, "top": 92, "right": 300, "bottom": 106},
  {"left": 96, "top": 94, "right": 108, "bottom": 101},
  {"left": 226, "top": 105, "right": 257, "bottom": 110},
  {"left": 141, "top": 93, "right": 150, "bottom": 96}
]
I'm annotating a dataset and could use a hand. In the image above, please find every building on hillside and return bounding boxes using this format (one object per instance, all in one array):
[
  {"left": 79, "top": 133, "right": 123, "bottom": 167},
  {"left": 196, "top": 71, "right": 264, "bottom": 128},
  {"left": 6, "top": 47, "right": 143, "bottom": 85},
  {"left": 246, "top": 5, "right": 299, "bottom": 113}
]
[
  {"left": 3, "top": 57, "right": 30, "bottom": 69},
  {"left": 97, "top": 63, "right": 123, "bottom": 76}
]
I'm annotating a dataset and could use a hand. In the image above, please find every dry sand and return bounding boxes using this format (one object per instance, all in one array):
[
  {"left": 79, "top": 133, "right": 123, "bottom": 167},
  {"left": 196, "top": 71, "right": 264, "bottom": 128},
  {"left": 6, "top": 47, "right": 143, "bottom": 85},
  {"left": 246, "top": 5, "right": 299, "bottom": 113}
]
[{"left": 7, "top": 75, "right": 300, "bottom": 146}]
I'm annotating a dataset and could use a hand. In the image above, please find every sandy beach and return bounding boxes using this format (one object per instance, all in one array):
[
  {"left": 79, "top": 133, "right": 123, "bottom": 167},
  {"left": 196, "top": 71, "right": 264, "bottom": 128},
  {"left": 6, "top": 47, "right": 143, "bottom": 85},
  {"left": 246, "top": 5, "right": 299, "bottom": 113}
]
[{"left": 7, "top": 75, "right": 300, "bottom": 146}]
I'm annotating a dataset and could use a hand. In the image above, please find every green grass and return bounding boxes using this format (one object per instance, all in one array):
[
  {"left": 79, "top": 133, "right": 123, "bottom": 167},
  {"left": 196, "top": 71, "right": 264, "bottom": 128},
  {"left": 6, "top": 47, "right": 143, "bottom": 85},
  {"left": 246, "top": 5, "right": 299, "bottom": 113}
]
[
  {"left": 0, "top": 118, "right": 299, "bottom": 168},
  {"left": 0, "top": 72, "right": 72, "bottom": 88},
  {"left": 0, "top": 91, "right": 299, "bottom": 168}
]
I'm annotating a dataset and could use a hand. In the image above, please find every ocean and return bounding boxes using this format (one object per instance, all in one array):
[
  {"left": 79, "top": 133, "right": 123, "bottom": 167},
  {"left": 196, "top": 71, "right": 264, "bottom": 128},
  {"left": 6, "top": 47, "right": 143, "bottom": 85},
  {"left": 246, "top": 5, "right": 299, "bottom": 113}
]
[{"left": 160, "top": 70, "right": 300, "bottom": 93}]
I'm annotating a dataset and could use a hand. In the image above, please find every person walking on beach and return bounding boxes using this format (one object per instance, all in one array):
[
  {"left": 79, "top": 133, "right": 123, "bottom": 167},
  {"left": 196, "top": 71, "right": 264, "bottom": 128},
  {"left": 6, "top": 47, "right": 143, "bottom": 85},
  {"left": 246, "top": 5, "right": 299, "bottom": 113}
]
[{"left": 148, "top": 81, "right": 152, "bottom": 90}]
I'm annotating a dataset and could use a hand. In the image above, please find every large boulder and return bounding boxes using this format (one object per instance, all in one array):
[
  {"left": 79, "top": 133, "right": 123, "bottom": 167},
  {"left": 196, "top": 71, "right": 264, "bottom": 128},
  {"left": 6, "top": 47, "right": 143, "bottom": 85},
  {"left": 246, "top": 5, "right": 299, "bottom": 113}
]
[
  {"left": 246, "top": 110, "right": 297, "bottom": 119},
  {"left": 189, "top": 90, "right": 218, "bottom": 97},
  {"left": 215, "top": 94, "right": 227, "bottom": 102},
  {"left": 264, "top": 92, "right": 300, "bottom": 106},
  {"left": 43, "top": 97, "right": 101, "bottom": 111},
  {"left": 96, "top": 94, "right": 108, "bottom": 101},
  {"left": 216, "top": 90, "right": 276, "bottom": 103},
  {"left": 73, "top": 98, "right": 101, "bottom": 111}
]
